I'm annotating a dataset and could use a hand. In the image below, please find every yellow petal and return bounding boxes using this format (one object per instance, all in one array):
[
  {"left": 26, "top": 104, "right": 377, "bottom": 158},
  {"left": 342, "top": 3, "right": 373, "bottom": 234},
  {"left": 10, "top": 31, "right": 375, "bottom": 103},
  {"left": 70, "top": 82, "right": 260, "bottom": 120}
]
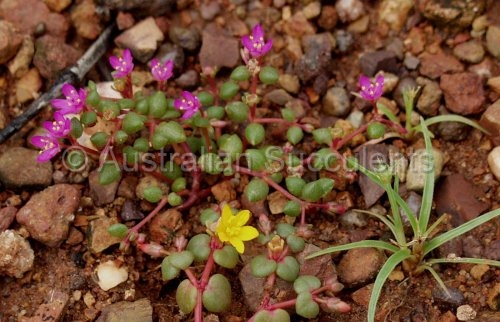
[
  {"left": 239, "top": 226, "right": 259, "bottom": 241},
  {"left": 234, "top": 210, "right": 250, "bottom": 227},
  {"left": 216, "top": 226, "right": 230, "bottom": 242},
  {"left": 230, "top": 238, "right": 245, "bottom": 253}
]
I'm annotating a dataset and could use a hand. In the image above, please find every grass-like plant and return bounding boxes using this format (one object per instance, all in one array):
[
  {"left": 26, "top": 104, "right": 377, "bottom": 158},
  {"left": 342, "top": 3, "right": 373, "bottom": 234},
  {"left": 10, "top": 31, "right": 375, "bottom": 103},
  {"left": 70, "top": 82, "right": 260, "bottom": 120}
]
[{"left": 308, "top": 119, "right": 500, "bottom": 322}]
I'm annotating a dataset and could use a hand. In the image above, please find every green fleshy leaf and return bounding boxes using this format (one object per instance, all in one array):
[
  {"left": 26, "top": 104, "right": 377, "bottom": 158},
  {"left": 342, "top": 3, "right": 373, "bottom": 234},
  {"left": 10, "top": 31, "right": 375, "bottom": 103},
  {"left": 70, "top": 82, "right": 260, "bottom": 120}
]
[
  {"left": 202, "top": 274, "right": 231, "bottom": 313},
  {"left": 213, "top": 245, "right": 239, "bottom": 269},
  {"left": 161, "top": 160, "right": 183, "bottom": 180},
  {"left": 206, "top": 105, "right": 225, "bottom": 119},
  {"left": 245, "top": 149, "right": 267, "bottom": 171},
  {"left": 245, "top": 123, "right": 266, "bottom": 146},
  {"left": 143, "top": 186, "right": 163, "bottom": 203},
  {"left": 186, "top": 234, "right": 211, "bottom": 261},
  {"left": 167, "top": 192, "right": 182, "bottom": 206},
  {"left": 198, "top": 153, "right": 223, "bottom": 175},
  {"left": 176, "top": 279, "right": 197, "bottom": 314},
  {"left": 169, "top": 251, "right": 194, "bottom": 270},
  {"left": 220, "top": 81, "right": 240, "bottom": 100},
  {"left": 226, "top": 101, "right": 249, "bottom": 123},
  {"left": 244, "top": 178, "right": 269, "bottom": 202},
  {"left": 200, "top": 208, "right": 219, "bottom": 226},
  {"left": 133, "top": 138, "right": 149, "bottom": 152},
  {"left": 86, "top": 89, "right": 100, "bottom": 107},
  {"left": 65, "top": 149, "right": 86, "bottom": 170},
  {"left": 312, "top": 128, "right": 332, "bottom": 145},
  {"left": 155, "top": 121, "right": 187, "bottom": 144},
  {"left": 254, "top": 309, "right": 290, "bottom": 322},
  {"left": 122, "top": 146, "right": 139, "bottom": 165},
  {"left": 151, "top": 132, "right": 169, "bottom": 150},
  {"left": 198, "top": 91, "right": 214, "bottom": 107},
  {"left": 283, "top": 200, "right": 301, "bottom": 217},
  {"left": 276, "top": 256, "right": 300, "bottom": 282},
  {"left": 312, "top": 148, "right": 337, "bottom": 170},
  {"left": 118, "top": 98, "right": 135, "bottom": 110},
  {"left": 107, "top": 223, "right": 128, "bottom": 238},
  {"left": 90, "top": 132, "right": 109, "bottom": 149},
  {"left": 231, "top": 65, "right": 250, "bottom": 81},
  {"left": 300, "top": 178, "right": 335, "bottom": 202},
  {"left": 113, "top": 130, "right": 128, "bottom": 145},
  {"left": 81, "top": 111, "right": 97, "bottom": 127},
  {"left": 171, "top": 177, "right": 187, "bottom": 192},
  {"left": 149, "top": 91, "right": 168, "bottom": 118},
  {"left": 259, "top": 66, "right": 279, "bottom": 85},
  {"left": 135, "top": 98, "right": 149, "bottom": 114},
  {"left": 250, "top": 254, "right": 277, "bottom": 277},
  {"left": 286, "top": 234, "right": 305, "bottom": 252},
  {"left": 281, "top": 107, "right": 296, "bottom": 122},
  {"left": 276, "top": 223, "right": 295, "bottom": 238},
  {"left": 287, "top": 126, "right": 304, "bottom": 144},
  {"left": 293, "top": 275, "right": 321, "bottom": 294},
  {"left": 70, "top": 117, "right": 83, "bottom": 139},
  {"left": 285, "top": 177, "right": 306, "bottom": 197},
  {"left": 161, "top": 257, "right": 180, "bottom": 281},
  {"left": 295, "top": 292, "right": 320, "bottom": 319},
  {"left": 122, "top": 112, "right": 146, "bottom": 134},
  {"left": 367, "top": 122, "right": 386, "bottom": 139},
  {"left": 219, "top": 134, "right": 243, "bottom": 160},
  {"left": 99, "top": 162, "right": 122, "bottom": 185}
]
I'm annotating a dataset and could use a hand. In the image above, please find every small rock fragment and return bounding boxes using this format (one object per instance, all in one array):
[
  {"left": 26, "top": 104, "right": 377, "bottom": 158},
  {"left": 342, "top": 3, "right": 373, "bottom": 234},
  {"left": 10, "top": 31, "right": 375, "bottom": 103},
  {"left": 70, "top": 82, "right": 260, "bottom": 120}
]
[
  {"left": 33, "top": 35, "right": 81, "bottom": 80},
  {"left": 487, "top": 146, "right": 500, "bottom": 181},
  {"left": 15, "top": 68, "right": 42, "bottom": 104},
  {"left": 469, "top": 264, "right": 489, "bottom": 280},
  {"left": 318, "top": 5, "right": 338, "bottom": 30},
  {"left": 115, "top": 17, "right": 164, "bottom": 63},
  {"left": 379, "top": 0, "right": 413, "bottom": 32},
  {"left": 393, "top": 76, "right": 417, "bottom": 108},
  {"left": 419, "top": 50, "right": 464, "bottom": 79},
  {"left": 148, "top": 209, "right": 182, "bottom": 244},
  {"left": 98, "top": 0, "right": 174, "bottom": 17},
  {"left": 95, "top": 260, "right": 128, "bottom": 291},
  {"left": 267, "top": 191, "right": 288, "bottom": 215},
  {"left": 8, "top": 36, "right": 34, "bottom": 78},
  {"left": 200, "top": 1, "right": 220, "bottom": 21},
  {"left": 295, "top": 33, "right": 333, "bottom": 83},
  {"left": 169, "top": 26, "right": 200, "bottom": 51},
  {"left": 432, "top": 287, "right": 465, "bottom": 309},
  {"left": 18, "top": 290, "right": 69, "bottom": 322},
  {"left": 359, "top": 50, "right": 399, "bottom": 77},
  {"left": 322, "top": 86, "right": 351, "bottom": 117},
  {"left": 264, "top": 89, "right": 293, "bottom": 106},
  {"left": 283, "top": 11, "right": 315, "bottom": 37},
  {"left": 0, "top": 20, "right": 23, "bottom": 64},
  {"left": 89, "top": 170, "right": 119, "bottom": 206},
  {"left": 0, "top": 147, "right": 52, "bottom": 188},
  {"left": 279, "top": 74, "right": 300, "bottom": 94},
  {"left": 16, "top": 184, "right": 81, "bottom": 247},
  {"left": 453, "top": 40, "right": 485, "bottom": 63},
  {"left": 45, "top": 0, "right": 71, "bottom": 12},
  {"left": 0, "top": 206, "right": 17, "bottom": 232},
  {"left": 120, "top": 200, "right": 144, "bottom": 222},
  {"left": 358, "top": 144, "right": 389, "bottom": 207},
  {"left": 416, "top": 77, "right": 442, "bottom": 116},
  {"left": 337, "top": 247, "right": 385, "bottom": 287},
  {"left": 0, "top": 230, "right": 34, "bottom": 278},
  {"left": 480, "top": 100, "right": 500, "bottom": 145},
  {"left": 486, "top": 25, "right": 500, "bottom": 59},
  {"left": 88, "top": 216, "right": 123, "bottom": 253},
  {"left": 303, "top": 2, "right": 321, "bottom": 19},
  {"left": 456, "top": 304, "right": 476, "bottom": 321},
  {"left": 487, "top": 76, "right": 500, "bottom": 95},
  {"left": 487, "top": 283, "right": 500, "bottom": 310},
  {"left": 418, "top": 0, "right": 485, "bottom": 29},
  {"left": 70, "top": 0, "right": 102, "bottom": 40},
  {"left": 96, "top": 298, "right": 153, "bottom": 322},
  {"left": 211, "top": 180, "right": 236, "bottom": 203},
  {"left": 335, "top": 0, "right": 364, "bottom": 23},
  {"left": 440, "top": 72, "right": 485, "bottom": 115},
  {"left": 175, "top": 69, "right": 199, "bottom": 88},
  {"left": 406, "top": 148, "right": 444, "bottom": 192},
  {"left": 483, "top": 240, "right": 500, "bottom": 260},
  {"left": 199, "top": 26, "right": 240, "bottom": 69},
  {"left": 434, "top": 174, "right": 489, "bottom": 226},
  {"left": 462, "top": 235, "right": 483, "bottom": 258}
]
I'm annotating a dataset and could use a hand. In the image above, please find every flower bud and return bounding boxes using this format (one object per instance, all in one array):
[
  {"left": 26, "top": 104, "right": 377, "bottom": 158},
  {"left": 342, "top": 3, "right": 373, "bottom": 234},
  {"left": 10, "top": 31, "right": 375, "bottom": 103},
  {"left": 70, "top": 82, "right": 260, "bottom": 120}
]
[{"left": 139, "top": 242, "right": 166, "bottom": 257}]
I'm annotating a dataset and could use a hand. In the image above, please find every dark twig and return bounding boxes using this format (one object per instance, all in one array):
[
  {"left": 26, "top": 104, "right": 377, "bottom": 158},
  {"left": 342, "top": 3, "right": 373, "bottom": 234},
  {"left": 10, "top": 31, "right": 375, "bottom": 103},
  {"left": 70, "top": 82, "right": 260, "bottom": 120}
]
[{"left": 0, "top": 23, "right": 116, "bottom": 144}]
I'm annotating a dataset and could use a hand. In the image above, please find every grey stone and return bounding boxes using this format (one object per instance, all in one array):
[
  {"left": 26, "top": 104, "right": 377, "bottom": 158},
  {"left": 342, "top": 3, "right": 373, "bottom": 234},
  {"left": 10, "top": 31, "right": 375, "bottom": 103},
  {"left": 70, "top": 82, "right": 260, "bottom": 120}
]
[
  {"left": 88, "top": 170, "right": 119, "bottom": 206},
  {"left": 264, "top": 89, "right": 293, "bottom": 106},
  {"left": 416, "top": 77, "right": 442, "bottom": 116},
  {"left": 322, "top": 87, "right": 351, "bottom": 117},
  {"left": 279, "top": 74, "right": 300, "bottom": 94},
  {"left": 335, "top": 0, "right": 364, "bottom": 23},
  {"left": 169, "top": 26, "right": 200, "bottom": 51},
  {"left": 114, "top": 17, "right": 164, "bottom": 63},
  {"left": 334, "top": 29, "right": 353, "bottom": 53},
  {"left": 483, "top": 240, "right": 500, "bottom": 260},
  {"left": 200, "top": 1, "right": 220, "bottom": 21},
  {"left": 406, "top": 148, "right": 444, "bottom": 192},
  {"left": 97, "top": 0, "right": 174, "bottom": 17},
  {"left": 96, "top": 298, "right": 152, "bottom": 322},
  {"left": 295, "top": 33, "right": 333, "bottom": 82},
  {"left": 419, "top": 0, "right": 486, "bottom": 29},
  {"left": 393, "top": 76, "right": 417, "bottom": 108},
  {"left": 199, "top": 25, "right": 240, "bottom": 69},
  {"left": 0, "top": 230, "right": 34, "bottom": 278},
  {"left": 0, "top": 147, "right": 52, "bottom": 189},
  {"left": 432, "top": 287, "right": 464, "bottom": 309},
  {"left": 175, "top": 69, "right": 199, "bottom": 88},
  {"left": 453, "top": 40, "right": 485, "bottom": 63},
  {"left": 462, "top": 235, "right": 483, "bottom": 258},
  {"left": 359, "top": 50, "right": 399, "bottom": 77},
  {"left": 403, "top": 53, "right": 420, "bottom": 70},
  {"left": 436, "top": 119, "right": 470, "bottom": 141},
  {"left": 358, "top": 144, "right": 389, "bottom": 207}
]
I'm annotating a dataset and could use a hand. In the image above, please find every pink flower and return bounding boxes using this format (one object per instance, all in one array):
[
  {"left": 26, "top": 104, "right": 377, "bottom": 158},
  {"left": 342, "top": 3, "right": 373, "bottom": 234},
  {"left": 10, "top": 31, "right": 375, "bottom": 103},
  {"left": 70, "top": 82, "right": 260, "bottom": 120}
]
[
  {"left": 359, "top": 74, "right": 384, "bottom": 102},
  {"left": 109, "top": 48, "right": 134, "bottom": 78},
  {"left": 43, "top": 112, "right": 71, "bottom": 138},
  {"left": 241, "top": 24, "right": 273, "bottom": 58},
  {"left": 150, "top": 58, "right": 174, "bottom": 82},
  {"left": 31, "top": 133, "right": 61, "bottom": 162},
  {"left": 174, "top": 91, "right": 201, "bottom": 120},
  {"left": 51, "top": 83, "right": 86, "bottom": 114}
]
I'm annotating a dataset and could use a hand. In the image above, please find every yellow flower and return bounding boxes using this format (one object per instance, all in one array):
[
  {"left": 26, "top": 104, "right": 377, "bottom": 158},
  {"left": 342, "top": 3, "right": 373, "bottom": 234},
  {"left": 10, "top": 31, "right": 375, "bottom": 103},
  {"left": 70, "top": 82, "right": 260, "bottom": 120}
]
[{"left": 215, "top": 204, "right": 259, "bottom": 253}]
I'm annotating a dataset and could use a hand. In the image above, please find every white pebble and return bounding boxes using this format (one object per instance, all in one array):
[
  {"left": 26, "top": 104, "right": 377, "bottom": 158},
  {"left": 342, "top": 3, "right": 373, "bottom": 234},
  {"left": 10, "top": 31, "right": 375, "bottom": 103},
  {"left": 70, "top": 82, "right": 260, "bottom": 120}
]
[
  {"left": 95, "top": 260, "right": 128, "bottom": 291},
  {"left": 487, "top": 146, "right": 500, "bottom": 181},
  {"left": 456, "top": 304, "right": 476, "bottom": 321}
]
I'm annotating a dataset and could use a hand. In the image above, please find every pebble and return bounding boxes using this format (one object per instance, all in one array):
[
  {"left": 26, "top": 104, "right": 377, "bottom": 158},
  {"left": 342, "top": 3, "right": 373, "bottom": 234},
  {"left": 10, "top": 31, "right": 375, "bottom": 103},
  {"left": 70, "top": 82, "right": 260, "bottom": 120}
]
[
  {"left": 335, "top": 30, "right": 353, "bottom": 53},
  {"left": 432, "top": 287, "right": 465, "bottom": 309},
  {"left": 294, "top": 33, "right": 333, "bottom": 82},
  {"left": 418, "top": 0, "right": 484, "bottom": 28},
  {"left": 45, "top": 0, "right": 71, "bottom": 12},
  {"left": 322, "top": 86, "right": 351, "bottom": 117},
  {"left": 296, "top": 244, "right": 337, "bottom": 282},
  {"left": 393, "top": 76, "right": 417, "bottom": 108},
  {"left": 95, "top": 260, "right": 128, "bottom": 291},
  {"left": 116, "top": 12, "right": 135, "bottom": 30},
  {"left": 115, "top": 17, "right": 164, "bottom": 63},
  {"left": 15, "top": 68, "right": 41, "bottom": 104},
  {"left": 98, "top": 0, "right": 173, "bottom": 17},
  {"left": 487, "top": 283, "right": 500, "bottom": 310},
  {"left": 16, "top": 184, "right": 81, "bottom": 247},
  {"left": 484, "top": 240, "right": 500, "bottom": 260},
  {"left": 347, "top": 15, "right": 370, "bottom": 34},
  {"left": 318, "top": 5, "right": 338, "bottom": 30},
  {"left": 358, "top": 144, "right": 389, "bottom": 207},
  {"left": 403, "top": 53, "right": 420, "bottom": 70},
  {"left": 0, "top": 147, "right": 52, "bottom": 188},
  {"left": 346, "top": 109, "right": 364, "bottom": 128},
  {"left": 337, "top": 247, "right": 385, "bottom": 287},
  {"left": 406, "top": 27, "right": 425, "bottom": 55},
  {"left": 419, "top": 50, "right": 464, "bottom": 79},
  {"left": 19, "top": 290, "right": 69, "bottom": 322},
  {"left": 285, "top": 99, "right": 305, "bottom": 119},
  {"left": 359, "top": 50, "right": 399, "bottom": 77},
  {"left": 416, "top": 77, "right": 442, "bottom": 116},
  {"left": 456, "top": 304, "right": 476, "bottom": 321},
  {"left": 486, "top": 25, "right": 500, "bottom": 59},
  {"left": 406, "top": 147, "right": 444, "bottom": 192},
  {"left": 440, "top": 72, "right": 485, "bottom": 115},
  {"left": 462, "top": 235, "right": 483, "bottom": 258},
  {"left": 436, "top": 119, "right": 470, "bottom": 142},
  {"left": 211, "top": 180, "right": 236, "bottom": 203},
  {"left": 33, "top": 35, "right": 81, "bottom": 80},
  {"left": 88, "top": 216, "right": 122, "bottom": 253},
  {"left": 120, "top": 200, "right": 143, "bottom": 221},
  {"left": 95, "top": 298, "right": 152, "bottom": 322},
  {"left": 88, "top": 170, "right": 119, "bottom": 206},
  {"left": 303, "top": 2, "right": 321, "bottom": 20},
  {"left": 169, "top": 26, "right": 200, "bottom": 51},
  {"left": 0, "top": 206, "right": 17, "bottom": 232},
  {"left": 278, "top": 74, "right": 300, "bottom": 94},
  {"left": 70, "top": 0, "right": 102, "bottom": 40},
  {"left": 0, "top": 20, "right": 22, "bottom": 64},
  {"left": 264, "top": 89, "right": 293, "bottom": 106},
  {"left": 400, "top": 191, "right": 421, "bottom": 226},
  {"left": 453, "top": 40, "right": 485, "bottom": 64},
  {"left": 175, "top": 69, "right": 199, "bottom": 88},
  {"left": 148, "top": 208, "right": 183, "bottom": 244},
  {"left": 267, "top": 191, "right": 287, "bottom": 215},
  {"left": 199, "top": 26, "right": 240, "bottom": 70},
  {"left": 379, "top": 0, "right": 413, "bottom": 32},
  {"left": 8, "top": 36, "right": 34, "bottom": 78},
  {"left": 480, "top": 100, "right": 500, "bottom": 145},
  {"left": 200, "top": 1, "right": 220, "bottom": 21},
  {"left": 339, "top": 210, "right": 368, "bottom": 228},
  {"left": 487, "top": 76, "right": 500, "bottom": 94},
  {"left": 469, "top": 264, "right": 489, "bottom": 280},
  {"left": 438, "top": 238, "right": 463, "bottom": 258},
  {"left": 0, "top": 0, "right": 69, "bottom": 38},
  {"left": 335, "top": 0, "right": 364, "bottom": 23},
  {"left": 0, "top": 230, "right": 34, "bottom": 278},
  {"left": 283, "top": 11, "right": 315, "bottom": 38}
]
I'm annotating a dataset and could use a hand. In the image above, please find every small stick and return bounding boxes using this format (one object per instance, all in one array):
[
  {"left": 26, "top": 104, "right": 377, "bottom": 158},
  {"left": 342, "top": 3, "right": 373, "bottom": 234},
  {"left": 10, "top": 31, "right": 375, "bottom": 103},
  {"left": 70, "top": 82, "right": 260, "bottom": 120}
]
[{"left": 0, "top": 23, "right": 116, "bottom": 144}]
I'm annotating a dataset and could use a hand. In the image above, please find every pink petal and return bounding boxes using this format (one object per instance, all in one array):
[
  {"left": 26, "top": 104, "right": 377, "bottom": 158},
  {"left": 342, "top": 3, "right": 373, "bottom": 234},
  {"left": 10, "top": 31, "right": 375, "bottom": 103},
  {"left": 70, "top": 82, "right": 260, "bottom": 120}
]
[
  {"left": 359, "top": 75, "right": 371, "bottom": 89},
  {"left": 123, "top": 49, "right": 132, "bottom": 62},
  {"left": 30, "top": 135, "right": 47, "bottom": 148},
  {"left": 150, "top": 58, "right": 159, "bottom": 68},
  {"left": 241, "top": 35, "right": 253, "bottom": 50},
  {"left": 375, "top": 74, "right": 384, "bottom": 86},
  {"left": 51, "top": 98, "right": 70, "bottom": 110},
  {"left": 261, "top": 40, "right": 273, "bottom": 55},
  {"left": 252, "top": 24, "right": 264, "bottom": 39},
  {"left": 109, "top": 56, "right": 120, "bottom": 69},
  {"left": 61, "top": 84, "right": 75, "bottom": 97}
]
